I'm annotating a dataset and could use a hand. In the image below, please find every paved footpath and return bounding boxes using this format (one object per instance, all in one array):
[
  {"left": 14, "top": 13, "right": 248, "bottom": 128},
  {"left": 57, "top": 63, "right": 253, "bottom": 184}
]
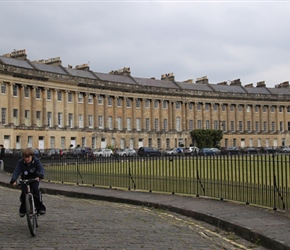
[{"left": 0, "top": 171, "right": 289, "bottom": 250}]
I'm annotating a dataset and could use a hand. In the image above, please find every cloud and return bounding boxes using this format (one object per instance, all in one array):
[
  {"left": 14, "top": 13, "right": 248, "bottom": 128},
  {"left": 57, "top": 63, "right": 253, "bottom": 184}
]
[{"left": 1, "top": 1, "right": 290, "bottom": 87}]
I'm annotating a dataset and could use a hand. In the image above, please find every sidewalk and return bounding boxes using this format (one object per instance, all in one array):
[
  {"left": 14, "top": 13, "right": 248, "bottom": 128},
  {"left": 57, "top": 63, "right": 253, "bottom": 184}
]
[{"left": 1, "top": 171, "right": 290, "bottom": 250}]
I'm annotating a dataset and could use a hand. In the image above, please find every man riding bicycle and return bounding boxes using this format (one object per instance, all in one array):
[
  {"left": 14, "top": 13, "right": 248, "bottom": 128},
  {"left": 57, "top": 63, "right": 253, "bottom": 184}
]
[{"left": 10, "top": 148, "right": 46, "bottom": 217}]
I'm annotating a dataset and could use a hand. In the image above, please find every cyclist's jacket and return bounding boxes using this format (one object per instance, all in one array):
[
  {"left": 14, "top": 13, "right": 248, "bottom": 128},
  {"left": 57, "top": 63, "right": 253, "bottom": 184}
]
[{"left": 10, "top": 157, "right": 45, "bottom": 183}]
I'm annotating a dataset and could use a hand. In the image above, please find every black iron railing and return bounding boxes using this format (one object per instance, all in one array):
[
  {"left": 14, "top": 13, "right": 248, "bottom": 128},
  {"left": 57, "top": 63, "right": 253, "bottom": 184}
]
[{"left": 3, "top": 153, "right": 290, "bottom": 211}]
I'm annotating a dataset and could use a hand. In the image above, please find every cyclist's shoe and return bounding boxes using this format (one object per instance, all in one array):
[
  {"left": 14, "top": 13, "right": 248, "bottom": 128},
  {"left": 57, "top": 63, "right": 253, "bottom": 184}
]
[
  {"left": 38, "top": 210, "right": 46, "bottom": 215},
  {"left": 19, "top": 212, "right": 25, "bottom": 218}
]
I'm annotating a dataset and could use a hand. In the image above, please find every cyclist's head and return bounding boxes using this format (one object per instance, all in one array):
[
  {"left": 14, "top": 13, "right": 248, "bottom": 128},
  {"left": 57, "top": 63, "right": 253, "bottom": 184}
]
[{"left": 22, "top": 148, "right": 34, "bottom": 158}]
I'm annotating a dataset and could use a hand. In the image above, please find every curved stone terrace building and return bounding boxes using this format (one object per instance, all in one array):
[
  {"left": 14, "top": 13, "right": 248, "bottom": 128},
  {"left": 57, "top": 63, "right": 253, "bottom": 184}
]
[{"left": 0, "top": 49, "right": 290, "bottom": 151}]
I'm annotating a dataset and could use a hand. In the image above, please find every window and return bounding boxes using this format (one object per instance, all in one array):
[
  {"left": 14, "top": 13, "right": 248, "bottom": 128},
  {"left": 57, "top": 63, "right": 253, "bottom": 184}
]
[
  {"left": 205, "top": 120, "right": 210, "bottom": 129},
  {"left": 176, "top": 117, "right": 181, "bottom": 131},
  {"left": 13, "top": 85, "right": 18, "bottom": 97},
  {"left": 263, "top": 121, "right": 267, "bottom": 132},
  {"left": 36, "top": 88, "right": 41, "bottom": 99},
  {"left": 117, "top": 98, "right": 122, "bottom": 107},
  {"left": 222, "top": 104, "right": 226, "bottom": 111},
  {"left": 145, "top": 99, "right": 150, "bottom": 108},
  {"left": 136, "top": 118, "right": 141, "bottom": 131},
  {"left": 205, "top": 103, "right": 210, "bottom": 111},
  {"left": 189, "top": 102, "right": 193, "bottom": 110},
  {"left": 213, "top": 104, "right": 218, "bottom": 111},
  {"left": 89, "top": 115, "right": 94, "bottom": 129},
  {"left": 271, "top": 106, "right": 275, "bottom": 112},
  {"left": 78, "top": 93, "right": 83, "bottom": 103},
  {"left": 247, "top": 121, "right": 251, "bottom": 131},
  {"left": 58, "top": 112, "right": 63, "bottom": 127},
  {"left": 108, "top": 116, "right": 113, "bottom": 130},
  {"left": 82, "top": 137, "right": 86, "bottom": 147},
  {"left": 36, "top": 111, "right": 41, "bottom": 126},
  {"left": 127, "top": 118, "right": 131, "bottom": 131},
  {"left": 47, "top": 89, "right": 51, "bottom": 100},
  {"left": 13, "top": 109, "right": 18, "bottom": 126},
  {"left": 136, "top": 99, "right": 141, "bottom": 108},
  {"left": 288, "top": 121, "right": 290, "bottom": 131},
  {"left": 126, "top": 98, "right": 131, "bottom": 108},
  {"left": 233, "top": 138, "right": 237, "bottom": 147},
  {"left": 238, "top": 105, "right": 243, "bottom": 112},
  {"left": 197, "top": 103, "right": 201, "bottom": 111},
  {"left": 24, "top": 86, "right": 30, "bottom": 98},
  {"left": 263, "top": 106, "right": 267, "bottom": 112},
  {"left": 107, "top": 96, "right": 113, "bottom": 106},
  {"left": 79, "top": 114, "right": 84, "bottom": 128},
  {"left": 157, "top": 138, "right": 161, "bottom": 149},
  {"left": 166, "top": 138, "right": 170, "bottom": 149},
  {"left": 255, "top": 106, "right": 259, "bottom": 112},
  {"left": 197, "top": 120, "right": 202, "bottom": 129},
  {"left": 247, "top": 105, "right": 251, "bottom": 112},
  {"left": 47, "top": 112, "right": 52, "bottom": 127},
  {"left": 68, "top": 113, "right": 73, "bottom": 128},
  {"left": 271, "top": 121, "right": 275, "bottom": 131},
  {"left": 255, "top": 121, "right": 259, "bottom": 132},
  {"left": 163, "top": 119, "right": 168, "bottom": 131},
  {"left": 154, "top": 100, "right": 159, "bottom": 109},
  {"left": 61, "top": 137, "right": 66, "bottom": 149},
  {"left": 214, "top": 120, "right": 218, "bottom": 130},
  {"left": 279, "top": 106, "right": 283, "bottom": 113},
  {"left": 57, "top": 90, "right": 62, "bottom": 101},
  {"left": 88, "top": 94, "right": 93, "bottom": 104},
  {"left": 230, "top": 105, "right": 234, "bottom": 112},
  {"left": 1, "top": 83, "right": 6, "bottom": 94},
  {"left": 98, "top": 95, "right": 103, "bottom": 104},
  {"left": 28, "top": 136, "right": 32, "bottom": 148},
  {"left": 68, "top": 92, "right": 72, "bottom": 103},
  {"left": 280, "top": 121, "right": 283, "bottom": 131},
  {"left": 176, "top": 102, "right": 181, "bottom": 110},
  {"left": 189, "top": 120, "right": 194, "bottom": 130},
  {"left": 117, "top": 117, "right": 122, "bottom": 130},
  {"left": 145, "top": 118, "right": 150, "bottom": 131},
  {"left": 163, "top": 100, "right": 168, "bottom": 109},
  {"left": 1, "top": 108, "right": 6, "bottom": 124},
  {"left": 154, "top": 118, "right": 159, "bottom": 131},
  {"left": 148, "top": 138, "right": 152, "bottom": 147},
  {"left": 222, "top": 121, "right": 226, "bottom": 131},
  {"left": 287, "top": 106, "right": 290, "bottom": 113},
  {"left": 50, "top": 137, "right": 55, "bottom": 148},
  {"left": 231, "top": 121, "right": 235, "bottom": 131},
  {"left": 98, "top": 115, "right": 103, "bottom": 128}
]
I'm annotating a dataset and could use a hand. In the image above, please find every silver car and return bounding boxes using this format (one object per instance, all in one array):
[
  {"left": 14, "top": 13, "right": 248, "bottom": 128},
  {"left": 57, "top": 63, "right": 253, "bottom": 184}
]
[
  {"left": 93, "top": 148, "right": 113, "bottom": 157},
  {"left": 116, "top": 148, "right": 137, "bottom": 157}
]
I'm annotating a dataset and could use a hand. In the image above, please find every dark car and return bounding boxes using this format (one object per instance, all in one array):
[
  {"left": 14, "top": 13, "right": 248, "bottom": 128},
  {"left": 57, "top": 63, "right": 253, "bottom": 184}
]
[
  {"left": 41, "top": 148, "right": 63, "bottom": 159},
  {"left": 243, "top": 147, "right": 260, "bottom": 155},
  {"left": 260, "top": 147, "right": 277, "bottom": 154},
  {"left": 199, "top": 148, "right": 214, "bottom": 156},
  {"left": 221, "top": 147, "right": 240, "bottom": 155},
  {"left": 64, "top": 147, "right": 94, "bottom": 159},
  {"left": 137, "top": 147, "right": 161, "bottom": 157}
]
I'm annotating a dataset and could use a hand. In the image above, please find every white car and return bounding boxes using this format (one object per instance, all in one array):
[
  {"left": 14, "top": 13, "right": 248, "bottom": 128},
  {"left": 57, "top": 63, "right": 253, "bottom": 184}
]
[
  {"left": 116, "top": 148, "right": 137, "bottom": 157},
  {"left": 93, "top": 148, "right": 113, "bottom": 157},
  {"left": 210, "top": 148, "right": 221, "bottom": 155},
  {"left": 164, "top": 148, "right": 183, "bottom": 155}
]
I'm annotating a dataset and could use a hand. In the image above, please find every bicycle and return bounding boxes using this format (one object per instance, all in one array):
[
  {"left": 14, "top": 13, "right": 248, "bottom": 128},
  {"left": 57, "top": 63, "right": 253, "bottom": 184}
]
[{"left": 18, "top": 178, "right": 39, "bottom": 236}]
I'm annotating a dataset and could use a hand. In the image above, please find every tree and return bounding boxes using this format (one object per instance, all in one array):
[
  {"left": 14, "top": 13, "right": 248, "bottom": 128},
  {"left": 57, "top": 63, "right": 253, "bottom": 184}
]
[{"left": 190, "top": 129, "right": 223, "bottom": 148}]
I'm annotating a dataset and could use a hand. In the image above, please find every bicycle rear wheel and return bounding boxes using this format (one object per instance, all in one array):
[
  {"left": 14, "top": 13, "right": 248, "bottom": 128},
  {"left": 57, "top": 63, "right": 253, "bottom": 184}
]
[{"left": 25, "top": 193, "right": 37, "bottom": 236}]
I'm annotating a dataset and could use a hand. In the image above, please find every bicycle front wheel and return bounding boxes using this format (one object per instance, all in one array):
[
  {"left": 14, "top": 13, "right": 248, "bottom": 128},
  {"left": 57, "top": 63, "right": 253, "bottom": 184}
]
[{"left": 25, "top": 193, "right": 37, "bottom": 236}]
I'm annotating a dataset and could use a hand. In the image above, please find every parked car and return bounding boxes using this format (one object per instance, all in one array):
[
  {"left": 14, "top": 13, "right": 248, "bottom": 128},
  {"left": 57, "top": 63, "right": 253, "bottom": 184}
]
[
  {"left": 137, "top": 147, "right": 161, "bottom": 157},
  {"left": 280, "top": 147, "right": 290, "bottom": 153},
  {"left": 116, "top": 148, "right": 137, "bottom": 157},
  {"left": 210, "top": 148, "right": 221, "bottom": 155},
  {"left": 260, "top": 147, "right": 277, "bottom": 154},
  {"left": 183, "top": 147, "right": 199, "bottom": 155},
  {"left": 41, "top": 148, "right": 63, "bottom": 159},
  {"left": 199, "top": 148, "right": 214, "bottom": 156},
  {"left": 164, "top": 148, "right": 183, "bottom": 155},
  {"left": 65, "top": 147, "right": 94, "bottom": 158},
  {"left": 94, "top": 148, "right": 114, "bottom": 157},
  {"left": 243, "top": 147, "right": 260, "bottom": 155},
  {"left": 221, "top": 147, "right": 240, "bottom": 155}
]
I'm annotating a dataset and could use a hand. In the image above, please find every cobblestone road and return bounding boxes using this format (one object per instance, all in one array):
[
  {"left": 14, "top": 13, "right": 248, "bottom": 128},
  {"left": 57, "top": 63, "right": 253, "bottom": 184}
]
[{"left": 0, "top": 186, "right": 265, "bottom": 249}]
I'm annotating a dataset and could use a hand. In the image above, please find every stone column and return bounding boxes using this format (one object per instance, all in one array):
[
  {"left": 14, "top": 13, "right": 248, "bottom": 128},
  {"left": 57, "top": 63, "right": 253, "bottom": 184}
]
[
  {"left": 31, "top": 86, "right": 36, "bottom": 126},
  {"left": 42, "top": 88, "right": 48, "bottom": 127},
  {"left": 20, "top": 85, "right": 25, "bottom": 126},
  {"left": 74, "top": 92, "right": 79, "bottom": 128}
]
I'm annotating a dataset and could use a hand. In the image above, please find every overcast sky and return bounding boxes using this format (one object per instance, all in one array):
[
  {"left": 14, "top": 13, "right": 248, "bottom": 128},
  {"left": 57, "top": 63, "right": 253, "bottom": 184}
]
[{"left": 1, "top": 1, "right": 290, "bottom": 88}]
